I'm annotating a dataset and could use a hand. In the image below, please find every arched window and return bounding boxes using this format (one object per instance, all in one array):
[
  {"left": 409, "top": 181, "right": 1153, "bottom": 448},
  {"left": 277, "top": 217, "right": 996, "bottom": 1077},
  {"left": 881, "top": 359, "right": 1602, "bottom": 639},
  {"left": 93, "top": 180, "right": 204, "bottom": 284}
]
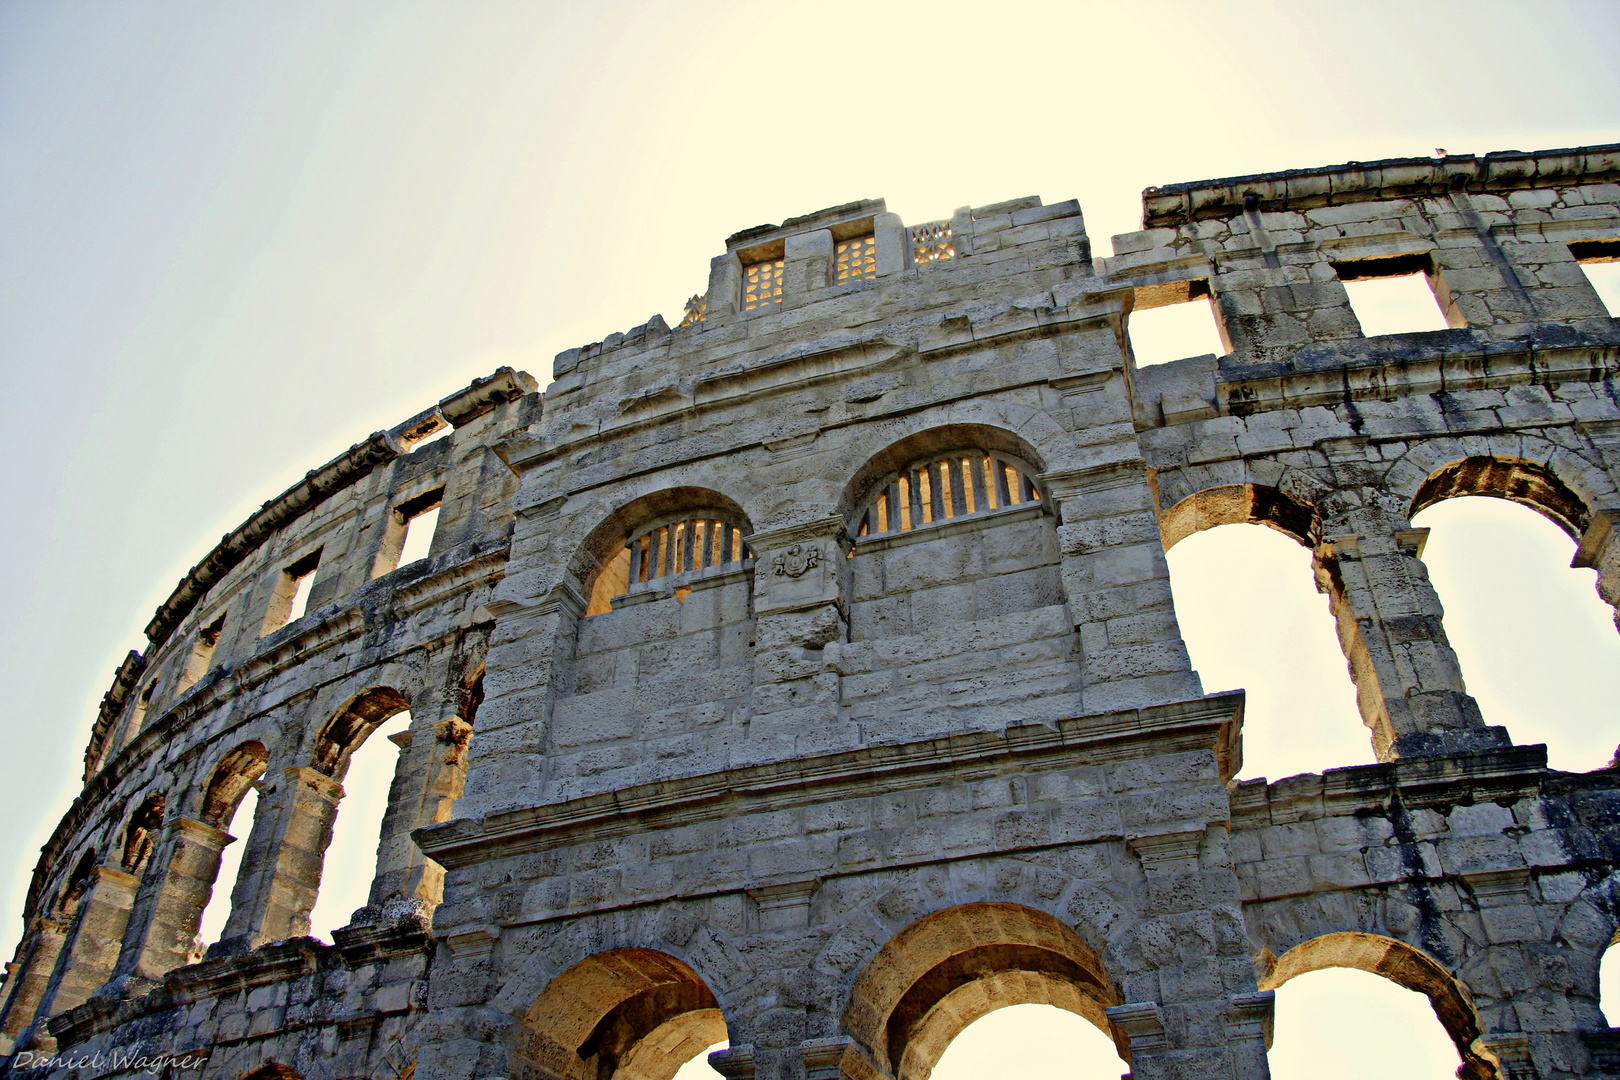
[
  {"left": 194, "top": 741, "right": 269, "bottom": 950},
  {"left": 516, "top": 948, "right": 727, "bottom": 1080},
  {"left": 1413, "top": 491, "right": 1620, "bottom": 771},
  {"left": 850, "top": 449, "right": 1042, "bottom": 540},
  {"left": 932, "top": 1003, "right": 1125, "bottom": 1080},
  {"left": 1268, "top": 968, "right": 1462, "bottom": 1080},
  {"left": 1160, "top": 483, "right": 1371, "bottom": 778},
  {"left": 307, "top": 708, "right": 411, "bottom": 941},
  {"left": 579, "top": 493, "right": 755, "bottom": 617},
  {"left": 120, "top": 793, "right": 165, "bottom": 874},
  {"left": 844, "top": 903, "right": 1123, "bottom": 1080},
  {"left": 1260, "top": 933, "right": 1486, "bottom": 1080}
]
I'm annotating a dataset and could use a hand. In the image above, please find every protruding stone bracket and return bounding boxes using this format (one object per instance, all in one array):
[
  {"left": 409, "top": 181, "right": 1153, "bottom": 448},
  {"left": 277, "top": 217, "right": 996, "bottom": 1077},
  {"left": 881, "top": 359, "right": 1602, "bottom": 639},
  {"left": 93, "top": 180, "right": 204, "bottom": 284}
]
[
  {"left": 1462, "top": 868, "right": 1532, "bottom": 908},
  {"left": 1105, "top": 1001, "right": 1165, "bottom": 1053},
  {"left": 443, "top": 926, "right": 500, "bottom": 961},
  {"left": 1484, "top": 1032, "right": 1534, "bottom": 1080},
  {"left": 1126, "top": 829, "right": 1206, "bottom": 876},
  {"left": 800, "top": 1036, "right": 852, "bottom": 1080},
  {"left": 1226, "top": 991, "right": 1276, "bottom": 1049},
  {"left": 747, "top": 879, "right": 820, "bottom": 931},
  {"left": 710, "top": 1043, "right": 756, "bottom": 1080}
]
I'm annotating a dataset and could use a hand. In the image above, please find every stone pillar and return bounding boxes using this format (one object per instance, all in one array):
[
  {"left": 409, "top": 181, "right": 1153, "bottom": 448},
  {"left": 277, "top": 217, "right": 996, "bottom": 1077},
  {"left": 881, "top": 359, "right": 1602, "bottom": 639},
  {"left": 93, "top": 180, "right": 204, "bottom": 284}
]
[
  {"left": 109, "top": 817, "right": 231, "bottom": 985},
  {"left": 1313, "top": 483, "right": 1506, "bottom": 760},
  {"left": 219, "top": 767, "right": 342, "bottom": 948},
  {"left": 1105, "top": 748, "right": 1273, "bottom": 1080},
  {"left": 1045, "top": 460, "right": 1204, "bottom": 712},
  {"left": 782, "top": 230, "right": 833, "bottom": 307},
  {"left": 743, "top": 518, "right": 849, "bottom": 754},
  {"left": 454, "top": 583, "right": 582, "bottom": 820},
  {"left": 368, "top": 715, "right": 471, "bottom": 908},
  {"left": 0, "top": 919, "right": 67, "bottom": 1053},
  {"left": 873, "top": 212, "right": 907, "bottom": 277},
  {"left": 705, "top": 253, "right": 741, "bottom": 322},
  {"left": 32, "top": 866, "right": 140, "bottom": 1022},
  {"left": 1574, "top": 507, "right": 1620, "bottom": 635}
]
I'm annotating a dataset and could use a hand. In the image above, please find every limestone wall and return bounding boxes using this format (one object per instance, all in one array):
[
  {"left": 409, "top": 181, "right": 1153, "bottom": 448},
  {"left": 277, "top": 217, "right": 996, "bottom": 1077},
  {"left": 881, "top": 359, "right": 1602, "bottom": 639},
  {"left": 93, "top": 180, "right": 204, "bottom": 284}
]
[{"left": 4, "top": 145, "right": 1620, "bottom": 1080}]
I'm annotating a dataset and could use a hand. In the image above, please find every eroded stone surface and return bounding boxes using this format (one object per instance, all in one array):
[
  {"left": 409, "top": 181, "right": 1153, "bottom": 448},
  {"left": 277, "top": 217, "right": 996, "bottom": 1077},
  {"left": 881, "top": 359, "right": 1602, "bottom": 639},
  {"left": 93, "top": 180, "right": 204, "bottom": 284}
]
[{"left": 4, "top": 146, "right": 1620, "bottom": 1080}]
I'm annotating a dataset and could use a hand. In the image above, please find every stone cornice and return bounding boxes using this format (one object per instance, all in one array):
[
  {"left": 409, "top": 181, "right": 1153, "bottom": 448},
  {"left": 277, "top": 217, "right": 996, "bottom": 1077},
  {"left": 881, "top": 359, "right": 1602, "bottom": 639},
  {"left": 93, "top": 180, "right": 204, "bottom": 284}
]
[
  {"left": 1227, "top": 744, "right": 1553, "bottom": 826},
  {"left": 1212, "top": 327, "right": 1620, "bottom": 421},
  {"left": 415, "top": 692, "right": 1245, "bottom": 869},
  {"left": 1141, "top": 143, "right": 1620, "bottom": 228}
]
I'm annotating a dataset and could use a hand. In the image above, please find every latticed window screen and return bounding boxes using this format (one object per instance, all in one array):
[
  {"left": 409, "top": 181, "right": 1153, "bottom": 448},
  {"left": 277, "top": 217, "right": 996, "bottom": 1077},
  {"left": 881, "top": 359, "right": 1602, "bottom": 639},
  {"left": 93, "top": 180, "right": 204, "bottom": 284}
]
[
  {"left": 678, "top": 294, "right": 707, "bottom": 327},
  {"left": 835, "top": 235, "right": 877, "bottom": 281},
  {"left": 910, "top": 220, "right": 954, "bottom": 266},
  {"left": 743, "top": 260, "right": 785, "bottom": 310},
  {"left": 625, "top": 518, "right": 751, "bottom": 586},
  {"left": 854, "top": 453, "right": 1040, "bottom": 539}
]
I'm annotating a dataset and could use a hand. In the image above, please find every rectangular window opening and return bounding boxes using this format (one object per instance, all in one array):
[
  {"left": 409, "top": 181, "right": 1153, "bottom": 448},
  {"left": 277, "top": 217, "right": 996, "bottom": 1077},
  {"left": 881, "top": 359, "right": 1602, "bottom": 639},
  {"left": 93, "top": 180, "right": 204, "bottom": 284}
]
[
  {"left": 180, "top": 612, "right": 227, "bottom": 692},
  {"left": 1570, "top": 239, "right": 1620, "bottom": 317},
  {"left": 374, "top": 487, "right": 445, "bottom": 578},
  {"left": 1128, "top": 279, "right": 1227, "bottom": 368},
  {"left": 1334, "top": 254, "right": 1451, "bottom": 336},
  {"left": 263, "top": 548, "right": 322, "bottom": 635},
  {"left": 396, "top": 504, "right": 441, "bottom": 568}
]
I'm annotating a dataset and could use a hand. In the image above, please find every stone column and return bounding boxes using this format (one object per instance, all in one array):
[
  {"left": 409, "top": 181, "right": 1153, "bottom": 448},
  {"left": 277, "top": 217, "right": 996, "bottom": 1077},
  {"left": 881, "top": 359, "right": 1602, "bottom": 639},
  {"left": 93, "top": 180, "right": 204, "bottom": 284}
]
[
  {"left": 109, "top": 817, "right": 232, "bottom": 985},
  {"left": 1574, "top": 507, "right": 1620, "bottom": 635},
  {"left": 368, "top": 714, "right": 472, "bottom": 908},
  {"left": 0, "top": 919, "right": 67, "bottom": 1053},
  {"left": 219, "top": 767, "right": 343, "bottom": 948},
  {"left": 1313, "top": 469, "right": 1506, "bottom": 759},
  {"left": 32, "top": 866, "right": 140, "bottom": 1022},
  {"left": 1103, "top": 750, "right": 1273, "bottom": 1080},
  {"left": 743, "top": 517, "right": 849, "bottom": 753},
  {"left": 1045, "top": 460, "right": 1204, "bottom": 712}
]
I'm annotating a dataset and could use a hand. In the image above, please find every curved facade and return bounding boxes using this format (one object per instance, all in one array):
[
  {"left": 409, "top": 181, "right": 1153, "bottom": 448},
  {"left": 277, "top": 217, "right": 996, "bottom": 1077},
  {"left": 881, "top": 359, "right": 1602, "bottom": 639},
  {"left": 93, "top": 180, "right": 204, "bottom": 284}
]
[{"left": 3, "top": 146, "right": 1620, "bottom": 1080}]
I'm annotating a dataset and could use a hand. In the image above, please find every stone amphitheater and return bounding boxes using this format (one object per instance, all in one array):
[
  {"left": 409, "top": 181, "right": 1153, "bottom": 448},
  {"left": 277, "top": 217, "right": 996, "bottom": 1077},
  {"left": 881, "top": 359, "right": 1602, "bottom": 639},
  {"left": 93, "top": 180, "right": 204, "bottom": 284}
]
[{"left": 3, "top": 143, "right": 1620, "bottom": 1080}]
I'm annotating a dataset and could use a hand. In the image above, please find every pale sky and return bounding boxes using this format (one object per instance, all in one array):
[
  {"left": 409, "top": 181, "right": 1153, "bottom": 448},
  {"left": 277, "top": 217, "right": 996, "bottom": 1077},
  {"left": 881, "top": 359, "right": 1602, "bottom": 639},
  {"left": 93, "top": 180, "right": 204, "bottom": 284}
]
[{"left": 3, "top": 2, "right": 1618, "bottom": 1076}]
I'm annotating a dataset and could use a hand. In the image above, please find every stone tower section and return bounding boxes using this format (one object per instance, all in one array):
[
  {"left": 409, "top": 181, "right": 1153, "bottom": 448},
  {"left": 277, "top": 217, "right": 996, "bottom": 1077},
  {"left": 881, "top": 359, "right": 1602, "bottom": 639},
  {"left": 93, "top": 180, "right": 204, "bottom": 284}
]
[{"left": 3, "top": 147, "right": 1620, "bottom": 1080}]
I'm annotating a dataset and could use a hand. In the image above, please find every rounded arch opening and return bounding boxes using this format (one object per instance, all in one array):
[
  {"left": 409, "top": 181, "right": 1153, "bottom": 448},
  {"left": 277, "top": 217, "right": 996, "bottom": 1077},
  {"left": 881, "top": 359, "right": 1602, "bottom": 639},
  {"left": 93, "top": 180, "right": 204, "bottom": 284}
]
[
  {"left": 201, "top": 740, "right": 268, "bottom": 828},
  {"left": 513, "top": 948, "right": 727, "bottom": 1080},
  {"left": 1411, "top": 455, "right": 1590, "bottom": 541},
  {"left": 1158, "top": 483, "right": 1319, "bottom": 554},
  {"left": 120, "top": 792, "right": 165, "bottom": 874},
  {"left": 311, "top": 686, "right": 411, "bottom": 778},
  {"left": 1160, "top": 485, "right": 1364, "bottom": 780},
  {"left": 839, "top": 424, "right": 1049, "bottom": 526},
  {"left": 573, "top": 488, "right": 754, "bottom": 618},
  {"left": 1260, "top": 932, "right": 1488, "bottom": 1080},
  {"left": 844, "top": 902, "right": 1123, "bottom": 1080},
  {"left": 307, "top": 695, "right": 412, "bottom": 942},
  {"left": 1411, "top": 488, "right": 1620, "bottom": 770},
  {"left": 240, "top": 1064, "right": 302, "bottom": 1080}
]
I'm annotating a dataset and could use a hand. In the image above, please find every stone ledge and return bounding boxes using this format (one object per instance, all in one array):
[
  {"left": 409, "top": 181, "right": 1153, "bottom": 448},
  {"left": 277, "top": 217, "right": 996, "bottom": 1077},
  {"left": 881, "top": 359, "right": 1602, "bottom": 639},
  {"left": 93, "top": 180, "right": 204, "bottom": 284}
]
[
  {"left": 45, "top": 914, "right": 431, "bottom": 1049},
  {"left": 414, "top": 691, "right": 1245, "bottom": 868},
  {"left": 1141, "top": 143, "right": 1620, "bottom": 228}
]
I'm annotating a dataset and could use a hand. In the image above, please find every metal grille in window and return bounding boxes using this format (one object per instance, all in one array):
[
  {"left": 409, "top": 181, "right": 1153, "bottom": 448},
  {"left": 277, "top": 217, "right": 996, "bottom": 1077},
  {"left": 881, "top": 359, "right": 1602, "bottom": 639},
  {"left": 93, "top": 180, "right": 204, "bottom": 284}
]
[
  {"left": 626, "top": 517, "right": 751, "bottom": 589},
  {"left": 679, "top": 294, "right": 707, "bottom": 327},
  {"left": 835, "top": 235, "right": 877, "bottom": 281},
  {"left": 910, "top": 220, "right": 954, "bottom": 266},
  {"left": 743, "top": 260, "right": 785, "bottom": 310},
  {"left": 853, "top": 452, "right": 1040, "bottom": 539}
]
